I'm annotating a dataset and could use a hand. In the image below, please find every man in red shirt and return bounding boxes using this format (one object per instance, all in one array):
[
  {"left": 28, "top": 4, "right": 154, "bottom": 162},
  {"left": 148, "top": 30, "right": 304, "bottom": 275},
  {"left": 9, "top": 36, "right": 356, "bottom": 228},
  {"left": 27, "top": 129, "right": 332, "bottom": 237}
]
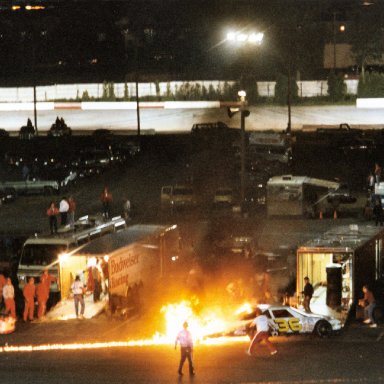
[{"left": 23, "top": 277, "right": 36, "bottom": 322}]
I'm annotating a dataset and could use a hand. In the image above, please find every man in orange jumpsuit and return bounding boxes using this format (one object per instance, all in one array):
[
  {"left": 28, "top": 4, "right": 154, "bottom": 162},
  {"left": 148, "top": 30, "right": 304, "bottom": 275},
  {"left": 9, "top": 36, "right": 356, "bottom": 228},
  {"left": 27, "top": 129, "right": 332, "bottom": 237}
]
[
  {"left": 37, "top": 269, "right": 56, "bottom": 319},
  {"left": 0, "top": 272, "right": 6, "bottom": 308},
  {"left": 23, "top": 277, "right": 36, "bottom": 322}
]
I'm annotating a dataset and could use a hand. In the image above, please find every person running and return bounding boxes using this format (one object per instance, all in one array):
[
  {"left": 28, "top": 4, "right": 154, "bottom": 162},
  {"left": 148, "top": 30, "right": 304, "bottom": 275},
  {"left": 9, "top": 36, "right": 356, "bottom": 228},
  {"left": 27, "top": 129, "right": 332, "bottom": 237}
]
[
  {"left": 175, "top": 321, "right": 195, "bottom": 376},
  {"left": 247, "top": 307, "right": 277, "bottom": 356}
]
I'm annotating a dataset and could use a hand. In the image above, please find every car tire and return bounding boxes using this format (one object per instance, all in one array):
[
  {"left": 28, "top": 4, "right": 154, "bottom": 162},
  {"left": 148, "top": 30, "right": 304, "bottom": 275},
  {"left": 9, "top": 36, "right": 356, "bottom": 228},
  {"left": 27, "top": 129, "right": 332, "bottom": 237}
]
[{"left": 314, "top": 320, "right": 332, "bottom": 337}]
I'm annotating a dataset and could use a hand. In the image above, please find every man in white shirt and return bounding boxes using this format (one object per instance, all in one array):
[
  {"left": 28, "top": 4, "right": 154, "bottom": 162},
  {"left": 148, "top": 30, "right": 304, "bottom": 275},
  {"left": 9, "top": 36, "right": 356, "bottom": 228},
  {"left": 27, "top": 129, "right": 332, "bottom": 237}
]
[
  {"left": 59, "top": 197, "right": 69, "bottom": 226},
  {"left": 247, "top": 307, "right": 277, "bottom": 356},
  {"left": 3, "top": 277, "right": 16, "bottom": 319},
  {"left": 71, "top": 275, "right": 85, "bottom": 319},
  {"left": 175, "top": 321, "right": 195, "bottom": 376}
]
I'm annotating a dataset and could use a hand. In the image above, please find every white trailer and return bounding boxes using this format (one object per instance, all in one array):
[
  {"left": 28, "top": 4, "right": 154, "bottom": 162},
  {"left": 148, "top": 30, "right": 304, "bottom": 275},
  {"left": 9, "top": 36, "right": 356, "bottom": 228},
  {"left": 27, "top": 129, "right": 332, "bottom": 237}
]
[{"left": 61, "top": 224, "right": 183, "bottom": 315}]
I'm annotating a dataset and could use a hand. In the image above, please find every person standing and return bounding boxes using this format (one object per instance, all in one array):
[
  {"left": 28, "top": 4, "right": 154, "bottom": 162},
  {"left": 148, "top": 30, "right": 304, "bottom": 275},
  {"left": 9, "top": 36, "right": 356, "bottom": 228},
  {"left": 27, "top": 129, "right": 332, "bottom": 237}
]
[
  {"left": 100, "top": 187, "right": 113, "bottom": 219},
  {"left": 36, "top": 269, "right": 56, "bottom": 319},
  {"left": 302, "top": 276, "right": 314, "bottom": 313},
  {"left": 122, "top": 197, "right": 131, "bottom": 221},
  {"left": 92, "top": 264, "right": 101, "bottom": 303},
  {"left": 175, "top": 321, "right": 195, "bottom": 376},
  {"left": 247, "top": 307, "right": 277, "bottom": 356},
  {"left": 71, "top": 275, "right": 85, "bottom": 319},
  {"left": 361, "top": 285, "right": 377, "bottom": 328},
  {"left": 47, "top": 201, "right": 59, "bottom": 235},
  {"left": 59, "top": 197, "right": 69, "bottom": 226},
  {"left": 67, "top": 196, "right": 76, "bottom": 229},
  {"left": 374, "top": 163, "right": 382, "bottom": 185},
  {"left": 23, "top": 277, "right": 36, "bottom": 322},
  {"left": 373, "top": 198, "right": 384, "bottom": 226},
  {"left": 0, "top": 271, "right": 5, "bottom": 308},
  {"left": 3, "top": 277, "right": 16, "bottom": 319}
]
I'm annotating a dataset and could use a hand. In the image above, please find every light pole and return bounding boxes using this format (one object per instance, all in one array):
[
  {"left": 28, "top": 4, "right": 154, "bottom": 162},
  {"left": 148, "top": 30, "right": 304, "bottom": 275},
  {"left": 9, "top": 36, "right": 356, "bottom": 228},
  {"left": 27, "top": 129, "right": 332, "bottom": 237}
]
[
  {"left": 226, "top": 29, "right": 263, "bottom": 210},
  {"left": 239, "top": 90, "right": 248, "bottom": 207}
]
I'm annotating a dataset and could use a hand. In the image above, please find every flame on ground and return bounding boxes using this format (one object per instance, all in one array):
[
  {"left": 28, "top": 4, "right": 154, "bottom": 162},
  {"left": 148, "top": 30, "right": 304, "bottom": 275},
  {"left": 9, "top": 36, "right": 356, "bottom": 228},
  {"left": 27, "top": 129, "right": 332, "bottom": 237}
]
[{"left": 0, "top": 300, "right": 250, "bottom": 353}]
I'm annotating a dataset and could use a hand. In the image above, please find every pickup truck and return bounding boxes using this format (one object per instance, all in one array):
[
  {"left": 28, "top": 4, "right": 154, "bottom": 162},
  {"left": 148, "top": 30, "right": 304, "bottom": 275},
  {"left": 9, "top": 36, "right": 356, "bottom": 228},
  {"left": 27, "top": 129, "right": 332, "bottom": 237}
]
[{"left": 0, "top": 174, "right": 73, "bottom": 195}]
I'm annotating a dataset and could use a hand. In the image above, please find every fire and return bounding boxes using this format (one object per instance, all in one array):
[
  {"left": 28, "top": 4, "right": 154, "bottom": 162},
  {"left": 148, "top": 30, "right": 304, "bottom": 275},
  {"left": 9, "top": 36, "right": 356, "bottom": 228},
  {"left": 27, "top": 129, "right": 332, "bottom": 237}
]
[{"left": 0, "top": 300, "right": 249, "bottom": 353}]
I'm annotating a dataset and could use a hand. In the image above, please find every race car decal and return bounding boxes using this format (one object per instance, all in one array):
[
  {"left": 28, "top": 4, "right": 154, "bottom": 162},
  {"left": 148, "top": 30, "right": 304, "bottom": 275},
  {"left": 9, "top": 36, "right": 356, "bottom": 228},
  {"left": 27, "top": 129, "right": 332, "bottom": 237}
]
[{"left": 274, "top": 318, "right": 302, "bottom": 333}]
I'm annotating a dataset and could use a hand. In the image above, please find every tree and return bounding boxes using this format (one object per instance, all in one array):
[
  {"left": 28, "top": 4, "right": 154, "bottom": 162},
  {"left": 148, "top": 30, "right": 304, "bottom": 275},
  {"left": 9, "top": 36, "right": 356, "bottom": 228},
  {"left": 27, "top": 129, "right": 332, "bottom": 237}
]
[
  {"left": 350, "top": 6, "right": 384, "bottom": 83},
  {"left": 327, "top": 71, "right": 347, "bottom": 101}
]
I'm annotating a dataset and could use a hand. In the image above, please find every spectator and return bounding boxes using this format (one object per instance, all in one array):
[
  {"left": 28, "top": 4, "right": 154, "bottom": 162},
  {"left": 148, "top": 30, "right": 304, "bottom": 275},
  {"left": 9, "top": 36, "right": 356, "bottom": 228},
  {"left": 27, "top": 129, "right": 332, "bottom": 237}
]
[
  {"left": 360, "top": 285, "right": 377, "bottom": 328},
  {"left": 67, "top": 196, "right": 76, "bottom": 229},
  {"left": 367, "top": 172, "right": 375, "bottom": 193},
  {"left": 374, "top": 163, "right": 382, "bottom": 185},
  {"left": 100, "top": 187, "right": 113, "bottom": 219},
  {"left": 23, "top": 277, "right": 36, "bottom": 322},
  {"left": 122, "top": 197, "right": 131, "bottom": 221},
  {"left": 47, "top": 201, "right": 59, "bottom": 234},
  {"left": 59, "top": 197, "right": 69, "bottom": 226},
  {"left": 0, "top": 271, "right": 5, "bottom": 308},
  {"left": 2, "top": 277, "right": 16, "bottom": 319},
  {"left": 373, "top": 198, "right": 384, "bottom": 226}
]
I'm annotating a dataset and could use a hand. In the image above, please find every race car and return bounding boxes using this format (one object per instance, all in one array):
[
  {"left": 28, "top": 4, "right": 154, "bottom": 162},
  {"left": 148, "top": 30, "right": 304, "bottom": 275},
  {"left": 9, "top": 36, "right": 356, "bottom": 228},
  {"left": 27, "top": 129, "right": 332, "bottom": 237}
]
[{"left": 230, "top": 304, "right": 342, "bottom": 338}]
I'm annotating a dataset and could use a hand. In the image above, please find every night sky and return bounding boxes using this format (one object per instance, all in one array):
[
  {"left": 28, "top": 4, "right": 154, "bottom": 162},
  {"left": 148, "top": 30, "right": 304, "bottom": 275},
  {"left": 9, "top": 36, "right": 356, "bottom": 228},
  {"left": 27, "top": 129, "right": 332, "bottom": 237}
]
[{"left": 0, "top": 0, "right": 381, "bottom": 85}]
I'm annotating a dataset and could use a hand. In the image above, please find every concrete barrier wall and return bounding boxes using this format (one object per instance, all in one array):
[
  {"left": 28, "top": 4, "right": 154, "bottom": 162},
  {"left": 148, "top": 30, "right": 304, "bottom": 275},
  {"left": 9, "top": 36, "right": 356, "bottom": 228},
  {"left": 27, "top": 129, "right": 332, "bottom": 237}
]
[{"left": 0, "top": 79, "right": 361, "bottom": 103}]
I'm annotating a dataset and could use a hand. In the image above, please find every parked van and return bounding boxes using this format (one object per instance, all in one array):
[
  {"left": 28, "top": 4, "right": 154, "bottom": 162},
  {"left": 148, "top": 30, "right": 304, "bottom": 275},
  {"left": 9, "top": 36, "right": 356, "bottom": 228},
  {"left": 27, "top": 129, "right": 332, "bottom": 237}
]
[{"left": 161, "top": 185, "right": 197, "bottom": 209}]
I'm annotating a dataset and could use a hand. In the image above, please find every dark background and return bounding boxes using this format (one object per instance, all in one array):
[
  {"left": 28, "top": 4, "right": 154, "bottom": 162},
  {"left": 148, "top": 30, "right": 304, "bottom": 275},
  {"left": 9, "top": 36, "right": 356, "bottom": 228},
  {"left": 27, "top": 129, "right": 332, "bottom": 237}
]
[{"left": 0, "top": 0, "right": 380, "bottom": 85}]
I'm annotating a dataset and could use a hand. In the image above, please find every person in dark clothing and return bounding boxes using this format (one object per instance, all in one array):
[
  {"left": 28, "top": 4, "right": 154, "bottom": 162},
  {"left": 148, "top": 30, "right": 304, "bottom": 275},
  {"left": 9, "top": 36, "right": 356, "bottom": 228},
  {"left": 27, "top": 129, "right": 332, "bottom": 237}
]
[
  {"left": 373, "top": 198, "right": 384, "bottom": 226},
  {"left": 302, "top": 276, "right": 314, "bottom": 313}
]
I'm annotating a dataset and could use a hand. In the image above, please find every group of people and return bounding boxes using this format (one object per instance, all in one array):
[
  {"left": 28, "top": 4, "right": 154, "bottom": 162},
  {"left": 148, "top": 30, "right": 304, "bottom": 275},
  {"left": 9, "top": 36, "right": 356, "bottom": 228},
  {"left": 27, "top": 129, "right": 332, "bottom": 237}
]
[
  {"left": 46, "top": 187, "right": 133, "bottom": 234},
  {"left": 0, "top": 269, "right": 57, "bottom": 322},
  {"left": 47, "top": 196, "right": 76, "bottom": 234}
]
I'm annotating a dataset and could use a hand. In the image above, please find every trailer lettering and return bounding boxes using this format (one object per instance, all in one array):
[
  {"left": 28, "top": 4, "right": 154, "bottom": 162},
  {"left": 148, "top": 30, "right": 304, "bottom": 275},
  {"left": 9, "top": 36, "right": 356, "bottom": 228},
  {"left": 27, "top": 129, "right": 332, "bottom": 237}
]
[
  {"left": 110, "top": 254, "right": 139, "bottom": 275},
  {"left": 110, "top": 273, "right": 129, "bottom": 290}
]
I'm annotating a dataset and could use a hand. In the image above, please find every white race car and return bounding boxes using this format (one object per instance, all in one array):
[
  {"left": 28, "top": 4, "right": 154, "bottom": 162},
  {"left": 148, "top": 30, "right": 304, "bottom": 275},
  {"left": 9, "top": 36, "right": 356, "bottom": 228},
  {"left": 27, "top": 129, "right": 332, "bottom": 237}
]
[{"left": 231, "top": 304, "right": 342, "bottom": 338}]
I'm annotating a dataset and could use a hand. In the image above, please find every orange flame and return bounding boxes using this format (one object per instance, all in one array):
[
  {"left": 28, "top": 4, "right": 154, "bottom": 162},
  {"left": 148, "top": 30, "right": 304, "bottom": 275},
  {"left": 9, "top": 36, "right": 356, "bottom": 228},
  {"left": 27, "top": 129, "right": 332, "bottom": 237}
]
[{"left": 0, "top": 300, "right": 249, "bottom": 353}]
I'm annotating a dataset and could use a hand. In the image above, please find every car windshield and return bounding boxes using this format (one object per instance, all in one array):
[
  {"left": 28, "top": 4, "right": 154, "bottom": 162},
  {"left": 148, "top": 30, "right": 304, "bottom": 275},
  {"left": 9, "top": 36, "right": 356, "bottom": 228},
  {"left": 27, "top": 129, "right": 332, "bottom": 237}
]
[{"left": 20, "top": 244, "right": 68, "bottom": 266}]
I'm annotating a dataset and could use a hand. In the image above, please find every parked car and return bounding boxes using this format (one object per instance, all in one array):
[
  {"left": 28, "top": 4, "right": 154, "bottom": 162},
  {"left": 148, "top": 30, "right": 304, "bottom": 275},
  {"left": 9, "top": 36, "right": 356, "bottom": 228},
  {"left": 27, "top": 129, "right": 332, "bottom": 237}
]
[
  {"left": 213, "top": 187, "right": 234, "bottom": 206},
  {"left": 19, "top": 119, "right": 36, "bottom": 140},
  {"left": 160, "top": 185, "right": 197, "bottom": 209},
  {"left": 0, "top": 128, "right": 9, "bottom": 138},
  {"left": 48, "top": 117, "right": 72, "bottom": 137}
]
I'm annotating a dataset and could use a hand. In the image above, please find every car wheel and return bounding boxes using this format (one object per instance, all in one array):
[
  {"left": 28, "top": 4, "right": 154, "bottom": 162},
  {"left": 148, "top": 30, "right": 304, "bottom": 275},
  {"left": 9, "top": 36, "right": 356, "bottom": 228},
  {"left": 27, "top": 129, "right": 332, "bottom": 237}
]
[{"left": 314, "top": 320, "right": 332, "bottom": 337}]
